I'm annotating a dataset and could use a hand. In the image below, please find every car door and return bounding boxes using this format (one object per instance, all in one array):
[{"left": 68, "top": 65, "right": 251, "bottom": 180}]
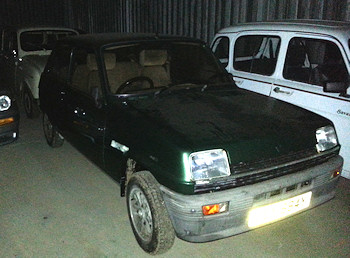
[
  {"left": 39, "top": 44, "right": 72, "bottom": 127},
  {"left": 271, "top": 35, "right": 350, "bottom": 178},
  {"left": 60, "top": 47, "right": 107, "bottom": 167},
  {"left": 212, "top": 32, "right": 281, "bottom": 96},
  {"left": 0, "top": 29, "right": 19, "bottom": 92}
]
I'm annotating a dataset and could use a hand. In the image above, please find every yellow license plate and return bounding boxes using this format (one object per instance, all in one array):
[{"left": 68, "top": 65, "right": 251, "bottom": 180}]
[{"left": 248, "top": 191, "right": 312, "bottom": 228}]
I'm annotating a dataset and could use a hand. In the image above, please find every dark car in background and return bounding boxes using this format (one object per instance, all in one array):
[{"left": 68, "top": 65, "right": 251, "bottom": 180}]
[
  {"left": 39, "top": 33, "right": 343, "bottom": 254},
  {"left": 0, "top": 82, "right": 19, "bottom": 145},
  {"left": 0, "top": 26, "right": 79, "bottom": 118}
]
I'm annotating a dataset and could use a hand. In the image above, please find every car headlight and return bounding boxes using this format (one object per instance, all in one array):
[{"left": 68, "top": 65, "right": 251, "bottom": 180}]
[
  {"left": 0, "top": 95, "right": 11, "bottom": 111},
  {"left": 189, "top": 149, "right": 230, "bottom": 181},
  {"left": 316, "top": 126, "right": 338, "bottom": 152}
]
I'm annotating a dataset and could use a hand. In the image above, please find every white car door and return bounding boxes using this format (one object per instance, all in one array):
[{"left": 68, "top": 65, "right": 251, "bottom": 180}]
[
  {"left": 271, "top": 35, "right": 350, "bottom": 179},
  {"left": 212, "top": 32, "right": 281, "bottom": 96}
]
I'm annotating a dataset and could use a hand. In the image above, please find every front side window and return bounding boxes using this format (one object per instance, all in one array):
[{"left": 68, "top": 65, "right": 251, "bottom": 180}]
[
  {"left": 46, "top": 45, "right": 72, "bottom": 83},
  {"left": 20, "top": 30, "right": 77, "bottom": 51},
  {"left": 212, "top": 37, "right": 229, "bottom": 67},
  {"left": 70, "top": 48, "right": 102, "bottom": 97},
  {"left": 284, "top": 37, "right": 348, "bottom": 86},
  {"left": 234, "top": 35, "right": 280, "bottom": 76}
]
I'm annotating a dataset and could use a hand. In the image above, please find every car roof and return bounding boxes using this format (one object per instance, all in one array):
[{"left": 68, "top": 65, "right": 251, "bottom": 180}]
[
  {"left": 57, "top": 32, "right": 204, "bottom": 49},
  {"left": 217, "top": 19, "right": 350, "bottom": 38},
  {"left": 2, "top": 25, "right": 78, "bottom": 33}
]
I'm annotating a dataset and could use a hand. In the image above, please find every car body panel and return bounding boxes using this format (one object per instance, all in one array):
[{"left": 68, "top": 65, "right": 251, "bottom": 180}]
[
  {"left": 0, "top": 26, "right": 79, "bottom": 100},
  {"left": 212, "top": 20, "right": 350, "bottom": 179},
  {"left": 0, "top": 85, "right": 19, "bottom": 145},
  {"left": 39, "top": 33, "right": 343, "bottom": 245}
]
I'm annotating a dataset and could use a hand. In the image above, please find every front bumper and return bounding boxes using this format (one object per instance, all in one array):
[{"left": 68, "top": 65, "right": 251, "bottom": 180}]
[
  {"left": 0, "top": 109, "right": 19, "bottom": 145},
  {"left": 161, "top": 155, "right": 343, "bottom": 242}
]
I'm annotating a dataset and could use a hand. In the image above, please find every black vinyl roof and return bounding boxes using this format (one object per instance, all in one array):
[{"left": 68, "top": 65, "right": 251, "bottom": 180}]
[{"left": 58, "top": 32, "right": 204, "bottom": 49}]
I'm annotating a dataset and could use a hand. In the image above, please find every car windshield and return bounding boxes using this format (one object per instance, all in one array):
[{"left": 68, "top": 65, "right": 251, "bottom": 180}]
[
  {"left": 20, "top": 30, "right": 77, "bottom": 51},
  {"left": 103, "top": 41, "right": 229, "bottom": 95}
]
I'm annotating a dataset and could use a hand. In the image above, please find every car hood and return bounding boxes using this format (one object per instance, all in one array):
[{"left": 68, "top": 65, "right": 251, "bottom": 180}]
[
  {"left": 22, "top": 55, "right": 49, "bottom": 72},
  {"left": 125, "top": 86, "right": 331, "bottom": 164}
]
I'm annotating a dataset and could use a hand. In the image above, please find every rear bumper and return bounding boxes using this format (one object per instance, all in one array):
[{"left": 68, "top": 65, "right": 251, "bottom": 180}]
[{"left": 161, "top": 155, "right": 343, "bottom": 242}]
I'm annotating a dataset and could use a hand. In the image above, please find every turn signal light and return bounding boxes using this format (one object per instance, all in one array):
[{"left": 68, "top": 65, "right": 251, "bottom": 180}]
[
  {"left": 330, "top": 166, "right": 342, "bottom": 179},
  {"left": 0, "top": 117, "right": 14, "bottom": 126},
  {"left": 202, "top": 202, "right": 228, "bottom": 216},
  {"left": 331, "top": 170, "right": 341, "bottom": 179}
]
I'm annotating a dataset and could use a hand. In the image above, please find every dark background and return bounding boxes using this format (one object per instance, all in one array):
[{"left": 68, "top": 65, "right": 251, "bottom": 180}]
[{"left": 0, "top": 0, "right": 349, "bottom": 43}]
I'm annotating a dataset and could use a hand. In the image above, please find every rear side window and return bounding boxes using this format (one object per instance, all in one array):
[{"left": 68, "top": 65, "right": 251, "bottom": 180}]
[
  {"left": 284, "top": 37, "right": 348, "bottom": 86},
  {"left": 234, "top": 35, "right": 280, "bottom": 76},
  {"left": 212, "top": 37, "right": 229, "bottom": 67}
]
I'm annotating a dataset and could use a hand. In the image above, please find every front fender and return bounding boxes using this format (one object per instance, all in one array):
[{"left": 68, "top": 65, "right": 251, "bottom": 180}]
[
  {"left": 21, "top": 66, "right": 41, "bottom": 100},
  {"left": 20, "top": 55, "right": 49, "bottom": 100}
]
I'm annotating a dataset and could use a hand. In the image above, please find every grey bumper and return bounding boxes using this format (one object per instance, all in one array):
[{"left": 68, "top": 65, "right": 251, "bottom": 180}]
[{"left": 160, "top": 155, "right": 343, "bottom": 242}]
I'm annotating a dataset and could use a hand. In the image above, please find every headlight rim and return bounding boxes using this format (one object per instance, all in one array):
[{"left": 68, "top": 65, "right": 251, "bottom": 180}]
[
  {"left": 316, "top": 125, "right": 338, "bottom": 153},
  {"left": 0, "top": 95, "right": 11, "bottom": 112},
  {"left": 189, "top": 148, "right": 231, "bottom": 182}
]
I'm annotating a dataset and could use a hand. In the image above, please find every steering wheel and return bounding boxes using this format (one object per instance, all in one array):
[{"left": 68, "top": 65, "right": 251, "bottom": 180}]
[{"left": 116, "top": 76, "right": 154, "bottom": 94}]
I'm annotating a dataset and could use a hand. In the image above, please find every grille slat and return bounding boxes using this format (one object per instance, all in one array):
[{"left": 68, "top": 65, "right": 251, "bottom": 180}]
[{"left": 194, "top": 147, "right": 339, "bottom": 194}]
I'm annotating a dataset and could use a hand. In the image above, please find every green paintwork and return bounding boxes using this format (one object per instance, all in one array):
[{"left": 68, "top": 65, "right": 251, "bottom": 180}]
[
  {"left": 103, "top": 84, "right": 331, "bottom": 194},
  {"left": 39, "top": 34, "right": 335, "bottom": 195}
]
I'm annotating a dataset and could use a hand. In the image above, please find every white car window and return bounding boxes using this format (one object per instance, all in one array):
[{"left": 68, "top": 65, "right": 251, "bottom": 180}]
[
  {"left": 233, "top": 35, "right": 280, "bottom": 76},
  {"left": 284, "top": 37, "right": 348, "bottom": 87},
  {"left": 212, "top": 36, "right": 229, "bottom": 67}
]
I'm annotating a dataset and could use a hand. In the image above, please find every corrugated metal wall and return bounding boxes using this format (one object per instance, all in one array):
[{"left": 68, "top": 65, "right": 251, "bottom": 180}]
[
  {"left": 0, "top": 0, "right": 69, "bottom": 28},
  {"left": 1, "top": 0, "right": 350, "bottom": 43},
  {"left": 69, "top": 0, "right": 350, "bottom": 43}
]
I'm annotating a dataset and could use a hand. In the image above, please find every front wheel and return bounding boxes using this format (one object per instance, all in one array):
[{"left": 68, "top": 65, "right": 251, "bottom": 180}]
[
  {"left": 43, "top": 113, "right": 64, "bottom": 148},
  {"left": 126, "top": 171, "right": 175, "bottom": 255},
  {"left": 23, "top": 87, "right": 40, "bottom": 118}
]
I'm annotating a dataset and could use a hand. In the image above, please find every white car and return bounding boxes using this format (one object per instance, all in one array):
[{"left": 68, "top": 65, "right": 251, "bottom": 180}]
[
  {"left": 212, "top": 20, "right": 350, "bottom": 179},
  {"left": 0, "top": 26, "right": 78, "bottom": 118}
]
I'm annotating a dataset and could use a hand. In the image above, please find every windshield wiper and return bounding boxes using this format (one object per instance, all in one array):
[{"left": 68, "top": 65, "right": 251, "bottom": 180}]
[{"left": 154, "top": 82, "right": 202, "bottom": 97}]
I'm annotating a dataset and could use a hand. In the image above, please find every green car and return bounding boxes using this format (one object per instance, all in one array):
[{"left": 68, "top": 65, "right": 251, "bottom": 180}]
[{"left": 39, "top": 33, "right": 343, "bottom": 255}]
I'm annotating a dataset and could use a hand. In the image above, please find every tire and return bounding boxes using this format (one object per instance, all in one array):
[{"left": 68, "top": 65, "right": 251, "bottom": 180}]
[
  {"left": 126, "top": 171, "right": 175, "bottom": 255},
  {"left": 42, "top": 113, "right": 64, "bottom": 148},
  {"left": 23, "top": 87, "right": 40, "bottom": 118}
]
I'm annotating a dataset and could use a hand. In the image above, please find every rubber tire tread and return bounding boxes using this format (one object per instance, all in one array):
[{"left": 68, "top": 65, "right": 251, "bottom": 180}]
[
  {"left": 23, "top": 87, "right": 40, "bottom": 119},
  {"left": 43, "top": 113, "right": 64, "bottom": 148},
  {"left": 127, "top": 171, "right": 175, "bottom": 255}
]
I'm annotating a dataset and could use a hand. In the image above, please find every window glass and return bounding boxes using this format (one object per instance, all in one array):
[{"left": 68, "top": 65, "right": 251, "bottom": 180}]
[
  {"left": 20, "top": 30, "right": 77, "bottom": 51},
  {"left": 234, "top": 35, "right": 280, "bottom": 76},
  {"left": 212, "top": 37, "right": 229, "bottom": 67},
  {"left": 47, "top": 45, "right": 72, "bottom": 82},
  {"left": 104, "top": 42, "right": 229, "bottom": 94},
  {"left": 3, "top": 30, "right": 17, "bottom": 52},
  {"left": 71, "top": 48, "right": 101, "bottom": 96},
  {"left": 284, "top": 37, "right": 348, "bottom": 86}
]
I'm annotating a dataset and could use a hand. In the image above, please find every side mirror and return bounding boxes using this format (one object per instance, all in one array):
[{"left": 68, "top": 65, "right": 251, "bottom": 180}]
[
  {"left": 91, "top": 87, "right": 103, "bottom": 108},
  {"left": 323, "top": 81, "right": 347, "bottom": 95}
]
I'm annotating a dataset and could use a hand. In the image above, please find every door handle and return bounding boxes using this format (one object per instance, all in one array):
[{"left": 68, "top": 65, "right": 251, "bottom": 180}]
[
  {"left": 273, "top": 87, "right": 292, "bottom": 95},
  {"left": 234, "top": 80, "right": 243, "bottom": 85}
]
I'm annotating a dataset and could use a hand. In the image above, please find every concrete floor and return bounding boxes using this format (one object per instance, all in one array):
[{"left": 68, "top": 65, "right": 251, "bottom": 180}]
[{"left": 0, "top": 107, "right": 349, "bottom": 258}]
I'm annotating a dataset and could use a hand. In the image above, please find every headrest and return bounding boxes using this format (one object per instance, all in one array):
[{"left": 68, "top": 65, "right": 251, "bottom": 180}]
[
  {"left": 140, "top": 50, "right": 168, "bottom": 66},
  {"left": 87, "top": 53, "right": 116, "bottom": 71},
  {"left": 87, "top": 54, "right": 98, "bottom": 71},
  {"left": 104, "top": 53, "right": 116, "bottom": 70}
]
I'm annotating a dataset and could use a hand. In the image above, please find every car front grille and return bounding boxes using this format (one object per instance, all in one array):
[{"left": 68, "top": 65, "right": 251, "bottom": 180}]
[{"left": 194, "top": 147, "right": 339, "bottom": 194}]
